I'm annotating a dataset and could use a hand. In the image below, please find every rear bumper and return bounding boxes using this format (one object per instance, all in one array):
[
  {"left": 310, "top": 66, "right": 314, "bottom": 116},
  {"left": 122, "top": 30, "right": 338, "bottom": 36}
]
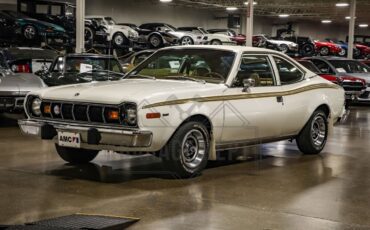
[{"left": 18, "top": 119, "right": 153, "bottom": 151}]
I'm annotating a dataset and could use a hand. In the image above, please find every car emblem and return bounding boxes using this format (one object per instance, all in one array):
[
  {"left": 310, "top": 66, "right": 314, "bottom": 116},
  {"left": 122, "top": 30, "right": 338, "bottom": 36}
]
[{"left": 75, "top": 93, "right": 80, "bottom": 97}]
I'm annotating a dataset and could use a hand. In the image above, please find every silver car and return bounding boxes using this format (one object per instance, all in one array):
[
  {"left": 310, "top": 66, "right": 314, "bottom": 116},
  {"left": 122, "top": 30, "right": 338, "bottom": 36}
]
[{"left": 0, "top": 51, "right": 46, "bottom": 113}]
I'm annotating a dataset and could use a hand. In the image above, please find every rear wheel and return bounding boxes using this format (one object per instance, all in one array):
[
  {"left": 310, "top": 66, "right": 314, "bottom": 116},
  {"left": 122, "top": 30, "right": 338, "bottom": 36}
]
[
  {"left": 55, "top": 144, "right": 99, "bottom": 164},
  {"left": 23, "top": 25, "right": 37, "bottom": 40},
  {"left": 338, "top": 48, "right": 347, "bottom": 56},
  {"left": 296, "top": 109, "right": 328, "bottom": 155},
  {"left": 181, "top": 36, "right": 194, "bottom": 45},
  {"left": 149, "top": 34, "right": 163, "bottom": 48},
  {"left": 319, "top": 47, "right": 330, "bottom": 56},
  {"left": 113, "top": 32, "right": 128, "bottom": 47},
  {"left": 161, "top": 122, "right": 210, "bottom": 178},
  {"left": 210, "top": 39, "right": 222, "bottom": 45},
  {"left": 301, "top": 43, "right": 315, "bottom": 56}
]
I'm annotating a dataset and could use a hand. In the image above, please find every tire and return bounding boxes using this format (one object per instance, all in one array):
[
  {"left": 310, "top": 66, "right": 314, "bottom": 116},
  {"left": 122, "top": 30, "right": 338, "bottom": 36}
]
[
  {"left": 279, "top": 44, "right": 289, "bottom": 53},
  {"left": 112, "top": 32, "right": 128, "bottom": 47},
  {"left": 161, "top": 122, "right": 210, "bottom": 178},
  {"left": 210, "top": 39, "right": 222, "bottom": 45},
  {"left": 296, "top": 109, "right": 328, "bottom": 155},
  {"left": 180, "top": 36, "right": 194, "bottom": 45},
  {"left": 84, "top": 27, "right": 94, "bottom": 42},
  {"left": 23, "top": 25, "right": 37, "bottom": 40},
  {"left": 338, "top": 48, "right": 347, "bottom": 57},
  {"left": 149, "top": 34, "right": 163, "bottom": 48},
  {"left": 55, "top": 144, "right": 99, "bottom": 165},
  {"left": 319, "top": 47, "right": 330, "bottom": 56},
  {"left": 301, "top": 43, "right": 315, "bottom": 56}
]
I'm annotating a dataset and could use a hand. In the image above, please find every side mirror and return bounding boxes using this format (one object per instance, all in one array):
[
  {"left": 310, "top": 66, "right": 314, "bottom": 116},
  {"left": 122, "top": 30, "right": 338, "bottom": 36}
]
[{"left": 242, "top": 78, "right": 255, "bottom": 92}]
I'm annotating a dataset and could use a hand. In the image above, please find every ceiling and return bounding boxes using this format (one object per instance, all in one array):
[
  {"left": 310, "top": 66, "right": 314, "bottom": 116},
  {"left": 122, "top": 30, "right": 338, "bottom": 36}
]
[{"left": 163, "top": 0, "right": 370, "bottom": 25}]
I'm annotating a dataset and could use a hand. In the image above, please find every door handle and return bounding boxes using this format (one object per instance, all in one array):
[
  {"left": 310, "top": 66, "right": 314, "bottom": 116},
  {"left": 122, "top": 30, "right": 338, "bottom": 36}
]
[{"left": 276, "top": 96, "right": 283, "bottom": 103}]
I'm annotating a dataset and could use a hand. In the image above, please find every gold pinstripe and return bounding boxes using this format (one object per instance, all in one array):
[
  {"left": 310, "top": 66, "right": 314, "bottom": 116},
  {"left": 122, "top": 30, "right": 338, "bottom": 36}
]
[{"left": 142, "top": 83, "right": 341, "bottom": 109}]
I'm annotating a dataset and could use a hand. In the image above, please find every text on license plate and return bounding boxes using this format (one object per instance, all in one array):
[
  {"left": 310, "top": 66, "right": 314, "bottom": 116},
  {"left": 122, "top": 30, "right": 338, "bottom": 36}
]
[{"left": 58, "top": 132, "right": 81, "bottom": 148}]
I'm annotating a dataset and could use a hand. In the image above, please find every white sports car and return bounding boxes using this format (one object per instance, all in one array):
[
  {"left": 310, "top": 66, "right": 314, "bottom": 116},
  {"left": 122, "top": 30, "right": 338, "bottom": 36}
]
[
  {"left": 86, "top": 16, "right": 139, "bottom": 47},
  {"left": 178, "top": 27, "right": 235, "bottom": 45},
  {"left": 19, "top": 46, "right": 345, "bottom": 178}
]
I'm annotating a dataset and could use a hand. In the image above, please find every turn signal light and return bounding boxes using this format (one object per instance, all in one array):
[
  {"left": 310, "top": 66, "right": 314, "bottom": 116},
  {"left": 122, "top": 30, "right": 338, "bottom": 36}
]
[
  {"left": 44, "top": 104, "right": 51, "bottom": 114},
  {"left": 107, "top": 110, "right": 119, "bottom": 120},
  {"left": 146, "top": 113, "right": 161, "bottom": 119}
]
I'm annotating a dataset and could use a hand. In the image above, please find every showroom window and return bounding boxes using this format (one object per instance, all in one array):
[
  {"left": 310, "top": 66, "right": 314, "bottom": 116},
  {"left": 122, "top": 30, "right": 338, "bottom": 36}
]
[
  {"left": 274, "top": 57, "right": 304, "bottom": 85},
  {"left": 233, "top": 55, "right": 275, "bottom": 87}
]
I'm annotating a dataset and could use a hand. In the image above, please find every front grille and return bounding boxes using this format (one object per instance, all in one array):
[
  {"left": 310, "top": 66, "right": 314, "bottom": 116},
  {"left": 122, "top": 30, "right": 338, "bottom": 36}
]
[
  {"left": 37, "top": 101, "right": 122, "bottom": 125},
  {"left": 342, "top": 81, "right": 365, "bottom": 91},
  {"left": 0, "top": 97, "right": 15, "bottom": 108}
]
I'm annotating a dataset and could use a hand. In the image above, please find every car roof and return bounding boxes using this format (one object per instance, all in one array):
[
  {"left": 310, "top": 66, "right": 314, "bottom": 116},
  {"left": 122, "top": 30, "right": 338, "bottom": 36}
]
[{"left": 158, "top": 45, "right": 285, "bottom": 55}]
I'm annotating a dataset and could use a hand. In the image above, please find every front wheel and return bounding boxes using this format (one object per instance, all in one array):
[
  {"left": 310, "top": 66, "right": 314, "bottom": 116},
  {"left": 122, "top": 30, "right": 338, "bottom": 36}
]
[
  {"left": 181, "top": 36, "right": 194, "bottom": 45},
  {"left": 23, "top": 25, "right": 37, "bottom": 40},
  {"left": 55, "top": 144, "right": 99, "bottom": 164},
  {"left": 113, "top": 32, "right": 128, "bottom": 47},
  {"left": 210, "top": 39, "right": 222, "bottom": 45},
  {"left": 161, "top": 122, "right": 210, "bottom": 178},
  {"left": 320, "top": 47, "right": 330, "bottom": 56},
  {"left": 296, "top": 109, "right": 328, "bottom": 155}
]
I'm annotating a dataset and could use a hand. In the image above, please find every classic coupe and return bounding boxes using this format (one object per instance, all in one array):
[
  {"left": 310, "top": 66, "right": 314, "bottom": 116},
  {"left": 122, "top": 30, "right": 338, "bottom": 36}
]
[
  {"left": 19, "top": 46, "right": 345, "bottom": 178},
  {"left": 178, "top": 27, "right": 235, "bottom": 45},
  {"left": 314, "top": 40, "right": 342, "bottom": 56},
  {"left": 207, "top": 29, "right": 246, "bottom": 45},
  {"left": 253, "top": 34, "right": 298, "bottom": 54}
]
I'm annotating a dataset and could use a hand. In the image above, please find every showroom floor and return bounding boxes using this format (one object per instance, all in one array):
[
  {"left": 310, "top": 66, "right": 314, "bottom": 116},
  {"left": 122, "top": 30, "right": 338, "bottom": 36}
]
[{"left": 0, "top": 106, "right": 370, "bottom": 230}]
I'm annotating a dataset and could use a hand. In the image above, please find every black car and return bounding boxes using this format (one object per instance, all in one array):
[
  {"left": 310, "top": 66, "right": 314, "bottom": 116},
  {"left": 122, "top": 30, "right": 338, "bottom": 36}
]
[
  {"left": 36, "top": 53, "right": 125, "bottom": 86},
  {"left": 17, "top": 0, "right": 108, "bottom": 44},
  {"left": 137, "top": 23, "right": 181, "bottom": 48},
  {"left": 0, "top": 10, "right": 66, "bottom": 43}
]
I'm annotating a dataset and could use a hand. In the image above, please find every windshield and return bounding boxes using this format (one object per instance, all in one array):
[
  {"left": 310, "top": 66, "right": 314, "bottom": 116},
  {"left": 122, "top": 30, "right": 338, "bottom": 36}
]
[
  {"left": 77, "top": 70, "right": 124, "bottom": 82},
  {"left": 61, "top": 57, "right": 123, "bottom": 76},
  {"left": 198, "top": 28, "right": 208, "bottom": 34},
  {"left": 299, "top": 61, "right": 321, "bottom": 73},
  {"left": 329, "top": 60, "right": 370, "bottom": 74},
  {"left": 104, "top": 17, "right": 116, "bottom": 25},
  {"left": 126, "top": 49, "right": 236, "bottom": 84},
  {"left": 165, "top": 24, "right": 177, "bottom": 31}
]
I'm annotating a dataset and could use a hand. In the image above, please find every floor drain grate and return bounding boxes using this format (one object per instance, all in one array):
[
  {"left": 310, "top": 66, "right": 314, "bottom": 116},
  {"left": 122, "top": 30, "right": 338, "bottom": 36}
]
[{"left": 0, "top": 214, "right": 139, "bottom": 229}]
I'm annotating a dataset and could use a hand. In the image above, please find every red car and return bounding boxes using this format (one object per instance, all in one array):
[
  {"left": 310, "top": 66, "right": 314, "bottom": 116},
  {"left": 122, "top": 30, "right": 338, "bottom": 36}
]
[
  {"left": 298, "top": 59, "right": 366, "bottom": 103},
  {"left": 355, "top": 43, "right": 370, "bottom": 59},
  {"left": 207, "top": 29, "right": 246, "bottom": 45},
  {"left": 314, "top": 41, "right": 342, "bottom": 56}
]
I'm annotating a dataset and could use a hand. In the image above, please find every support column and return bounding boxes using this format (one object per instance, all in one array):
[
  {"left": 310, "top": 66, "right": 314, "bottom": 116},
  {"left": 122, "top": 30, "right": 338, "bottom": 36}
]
[
  {"left": 75, "top": 0, "right": 85, "bottom": 53},
  {"left": 347, "top": 0, "right": 356, "bottom": 59},
  {"left": 245, "top": 0, "right": 254, "bottom": 46}
]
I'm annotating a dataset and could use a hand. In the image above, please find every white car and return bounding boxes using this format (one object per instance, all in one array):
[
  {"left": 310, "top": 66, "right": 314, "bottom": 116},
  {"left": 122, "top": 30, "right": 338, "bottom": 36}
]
[
  {"left": 19, "top": 46, "right": 345, "bottom": 178},
  {"left": 178, "top": 27, "right": 235, "bottom": 45},
  {"left": 86, "top": 16, "right": 139, "bottom": 47},
  {"left": 254, "top": 34, "right": 298, "bottom": 53}
]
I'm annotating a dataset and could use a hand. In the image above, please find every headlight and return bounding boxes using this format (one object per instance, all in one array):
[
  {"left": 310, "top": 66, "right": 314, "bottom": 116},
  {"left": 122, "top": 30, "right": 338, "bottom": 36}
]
[
  {"left": 121, "top": 103, "right": 137, "bottom": 126},
  {"left": 31, "top": 98, "right": 42, "bottom": 116}
]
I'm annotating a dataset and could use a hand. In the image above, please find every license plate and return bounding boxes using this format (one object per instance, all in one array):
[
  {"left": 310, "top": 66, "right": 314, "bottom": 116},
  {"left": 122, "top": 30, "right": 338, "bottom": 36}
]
[{"left": 58, "top": 132, "right": 81, "bottom": 148}]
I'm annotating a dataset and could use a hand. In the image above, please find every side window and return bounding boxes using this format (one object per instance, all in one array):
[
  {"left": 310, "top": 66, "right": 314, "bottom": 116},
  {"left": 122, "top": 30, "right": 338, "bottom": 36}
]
[
  {"left": 274, "top": 57, "right": 304, "bottom": 85},
  {"left": 233, "top": 55, "right": 275, "bottom": 87},
  {"left": 51, "top": 5, "right": 62, "bottom": 16},
  {"left": 36, "top": 4, "right": 49, "bottom": 14},
  {"left": 311, "top": 59, "right": 334, "bottom": 74}
]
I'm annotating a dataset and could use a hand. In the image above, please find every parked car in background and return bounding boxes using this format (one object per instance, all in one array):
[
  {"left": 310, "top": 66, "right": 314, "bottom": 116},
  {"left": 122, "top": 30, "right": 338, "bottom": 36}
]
[
  {"left": 298, "top": 59, "right": 366, "bottom": 103},
  {"left": 253, "top": 34, "right": 298, "bottom": 54},
  {"left": 0, "top": 10, "right": 66, "bottom": 42},
  {"left": 117, "top": 23, "right": 139, "bottom": 31},
  {"left": 19, "top": 46, "right": 345, "bottom": 178},
  {"left": 36, "top": 53, "right": 125, "bottom": 86},
  {"left": 86, "top": 16, "right": 139, "bottom": 47},
  {"left": 326, "top": 40, "right": 361, "bottom": 58},
  {"left": 18, "top": 0, "right": 108, "bottom": 44},
  {"left": 304, "top": 56, "right": 370, "bottom": 102},
  {"left": 177, "top": 27, "right": 235, "bottom": 45},
  {"left": 314, "top": 40, "right": 342, "bottom": 56},
  {"left": 274, "top": 27, "right": 316, "bottom": 56},
  {"left": 120, "top": 50, "right": 155, "bottom": 73},
  {"left": 138, "top": 23, "right": 207, "bottom": 48},
  {"left": 354, "top": 43, "right": 370, "bottom": 59},
  {"left": 0, "top": 50, "right": 46, "bottom": 113},
  {"left": 2, "top": 47, "right": 58, "bottom": 74},
  {"left": 207, "top": 29, "right": 246, "bottom": 45}
]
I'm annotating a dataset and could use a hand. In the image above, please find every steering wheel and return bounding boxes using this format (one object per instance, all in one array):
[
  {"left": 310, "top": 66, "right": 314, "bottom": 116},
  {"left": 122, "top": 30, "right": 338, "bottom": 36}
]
[{"left": 203, "top": 72, "right": 225, "bottom": 80}]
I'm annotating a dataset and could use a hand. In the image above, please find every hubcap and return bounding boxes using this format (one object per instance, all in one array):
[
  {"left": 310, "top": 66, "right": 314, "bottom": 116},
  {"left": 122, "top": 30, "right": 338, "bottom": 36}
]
[
  {"left": 280, "top": 45, "right": 288, "bottom": 53},
  {"left": 339, "top": 49, "right": 346, "bottom": 56},
  {"left": 181, "top": 37, "right": 193, "bottom": 45},
  {"left": 24, "top": 26, "right": 36, "bottom": 39},
  {"left": 311, "top": 115, "right": 326, "bottom": 147},
  {"left": 181, "top": 129, "right": 206, "bottom": 169},
  {"left": 321, "top": 47, "right": 329, "bottom": 55},
  {"left": 150, "top": 37, "right": 160, "bottom": 47},
  {"left": 114, "top": 35, "right": 124, "bottom": 45}
]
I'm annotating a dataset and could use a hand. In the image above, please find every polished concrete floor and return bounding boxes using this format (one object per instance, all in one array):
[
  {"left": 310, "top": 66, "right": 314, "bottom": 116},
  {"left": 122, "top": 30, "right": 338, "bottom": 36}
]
[{"left": 1, "top": 106, "right": 370, "bottom": 229}]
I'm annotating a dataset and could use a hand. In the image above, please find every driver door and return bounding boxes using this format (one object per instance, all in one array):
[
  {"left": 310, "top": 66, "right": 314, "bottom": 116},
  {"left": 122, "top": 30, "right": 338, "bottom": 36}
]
[{"left": 221, "top": 54, "right": 286, "bottom": 144}]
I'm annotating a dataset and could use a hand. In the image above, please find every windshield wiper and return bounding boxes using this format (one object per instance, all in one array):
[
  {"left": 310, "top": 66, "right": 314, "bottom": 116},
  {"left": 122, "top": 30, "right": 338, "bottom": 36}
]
[
  {"left": 127, "top": 74, "right": 156, "bottom": 80},
  {"left": 167, "top": 75, "right": 206, "bottom": 84}
]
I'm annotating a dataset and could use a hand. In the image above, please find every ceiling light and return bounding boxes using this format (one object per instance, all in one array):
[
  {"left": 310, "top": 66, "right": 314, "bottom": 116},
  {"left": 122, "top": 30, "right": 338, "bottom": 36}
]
[
  {"left": 359, "top": 24, "right": 369, "bottom": 28},
  {"left": 322, "top": 20, "right": 332, "bottom": 23},
  {"left": 159, "top": 0, "right": 172, "bottom": 2},
  {"left": 336, "top": 2, "right": 349, "bottom": 7},
  {"left": 244, "top": 1, "right": 257, "bottom": 5},
  {"left": 279, "top": 14, "right": 290, "bottom": 18},
  {"left": 226, "top": 7, "right": 238, "bottom": 11},
  {"left": 345, "top": 16, "right": 356, "bottom": 20}
]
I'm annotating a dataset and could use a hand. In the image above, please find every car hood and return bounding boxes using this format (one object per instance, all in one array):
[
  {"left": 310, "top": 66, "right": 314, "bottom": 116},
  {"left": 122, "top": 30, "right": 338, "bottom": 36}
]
[
  {"left": 34, "top": 79, "right": 225, "bottom": 106},
  {"left": 0, "top": 73, "right": 46, "bottom": 94},
  {"left": 268, "top": 39, "right": 297, "bottom": 46},
  {"left": 338, "top": 73, "right": 370, "bottom": 83}
]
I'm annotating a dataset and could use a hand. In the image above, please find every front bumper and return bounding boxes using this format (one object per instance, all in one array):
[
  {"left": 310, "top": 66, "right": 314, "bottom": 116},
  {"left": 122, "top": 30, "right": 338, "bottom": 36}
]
[{"left": 18, "top": 119, "right": 153, "bottom": 151}]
